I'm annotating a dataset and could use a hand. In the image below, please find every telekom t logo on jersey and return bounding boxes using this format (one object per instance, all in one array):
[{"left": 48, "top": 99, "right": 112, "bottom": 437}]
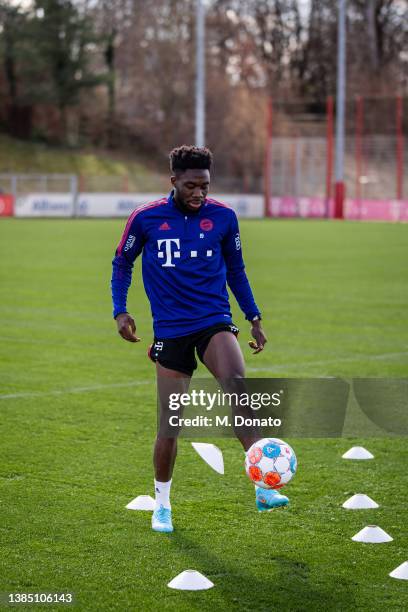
[
  {"left": 157, "top": 238, "right": 214, "bottom": 267},
  {"left": 157, "top": 238, "right": 180, "bottom": 267}
]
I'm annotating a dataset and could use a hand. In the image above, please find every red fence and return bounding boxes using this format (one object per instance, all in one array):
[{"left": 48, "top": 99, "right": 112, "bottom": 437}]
[
  {"left": 0, "top": 194, "right": 13, "bottom": 216},
  {"left": 264, "top": 96, "right": 407, "bottom": 220}
]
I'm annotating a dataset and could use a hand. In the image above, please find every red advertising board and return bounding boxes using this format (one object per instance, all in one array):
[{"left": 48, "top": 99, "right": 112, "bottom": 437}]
[{"left": 0, "top": 194, "right": 14, "bottom": 216}]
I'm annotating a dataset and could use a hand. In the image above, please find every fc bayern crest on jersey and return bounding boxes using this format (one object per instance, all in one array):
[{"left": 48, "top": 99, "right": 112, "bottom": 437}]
[{"left": 200, "top": 218, "right": 214, "bottom": 231}]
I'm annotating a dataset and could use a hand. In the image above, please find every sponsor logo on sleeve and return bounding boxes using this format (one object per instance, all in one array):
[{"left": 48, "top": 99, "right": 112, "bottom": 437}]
[{"left": 124, "top": 235, "right": 136, "bottom": 251}]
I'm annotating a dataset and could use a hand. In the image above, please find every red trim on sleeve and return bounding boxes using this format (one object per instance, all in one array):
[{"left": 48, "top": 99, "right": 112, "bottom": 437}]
[
  {"left": 205, "top": 197, "right": 231, "bottom": 209},
  {"left": 116, "top": 198, "right": 167, "bottom": 255}
]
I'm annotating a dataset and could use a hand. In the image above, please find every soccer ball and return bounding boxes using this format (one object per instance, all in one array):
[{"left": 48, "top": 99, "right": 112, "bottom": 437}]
[{"left": 245, "top": 438, "right": 297, "bottom": 490}]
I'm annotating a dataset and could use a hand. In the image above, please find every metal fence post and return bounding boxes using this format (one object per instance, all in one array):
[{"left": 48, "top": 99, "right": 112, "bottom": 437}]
[{"left": 71, "top": 175, "right": 79, "bottom": 218}]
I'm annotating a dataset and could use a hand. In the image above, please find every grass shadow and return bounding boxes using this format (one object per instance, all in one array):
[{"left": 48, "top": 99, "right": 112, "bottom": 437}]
[{"left": 167, "top": 529, "right": 356, "bottom": 611}]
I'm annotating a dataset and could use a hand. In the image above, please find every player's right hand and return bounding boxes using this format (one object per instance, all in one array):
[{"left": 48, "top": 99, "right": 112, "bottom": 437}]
[{"left": 115, "top": 313, "right": 140, "bottom": 343}]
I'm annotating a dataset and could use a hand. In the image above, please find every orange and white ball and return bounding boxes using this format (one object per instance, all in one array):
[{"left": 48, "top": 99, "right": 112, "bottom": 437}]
[{"left": 245, "top": 438, "right": 297, "bottom": 490}]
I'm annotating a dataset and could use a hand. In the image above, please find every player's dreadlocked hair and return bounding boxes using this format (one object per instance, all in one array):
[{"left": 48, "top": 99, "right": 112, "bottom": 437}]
[{"left": 169, "top": 145, "right": 213, "bottom": 174}]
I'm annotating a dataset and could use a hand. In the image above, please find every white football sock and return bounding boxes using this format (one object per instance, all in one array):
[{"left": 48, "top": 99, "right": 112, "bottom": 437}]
[{"left": 154, "top": 479, "right": 172, "bottom": 510}]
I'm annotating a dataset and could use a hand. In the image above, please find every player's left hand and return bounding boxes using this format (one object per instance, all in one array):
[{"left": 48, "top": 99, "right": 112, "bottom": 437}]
[{"left": 248, "top": 321, "right": 267, "bottom": 354}]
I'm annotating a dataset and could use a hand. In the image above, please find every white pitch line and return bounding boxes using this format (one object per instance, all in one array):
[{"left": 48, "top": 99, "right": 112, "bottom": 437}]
[
  {"left": 0, "top": 380, "right": 152, "bottom": 400},
  {"left": 2, "top": 350, "right": 407, "bottom": 399},
  {"left": 247, "top": 350, "right": 408, "bottom": 373}
]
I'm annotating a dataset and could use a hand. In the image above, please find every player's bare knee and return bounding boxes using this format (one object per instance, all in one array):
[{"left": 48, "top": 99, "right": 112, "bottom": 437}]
[{"left": 224, "top": 368, "right": 245, "bottom": 379}]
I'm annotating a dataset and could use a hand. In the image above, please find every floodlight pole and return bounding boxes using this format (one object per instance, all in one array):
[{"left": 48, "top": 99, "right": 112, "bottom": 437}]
[
  {"left": 334, "top": 0, "right": 346, "bottom": 219},
  {"left": 195, "top": 0, "right": 205, "bottom": 147}
]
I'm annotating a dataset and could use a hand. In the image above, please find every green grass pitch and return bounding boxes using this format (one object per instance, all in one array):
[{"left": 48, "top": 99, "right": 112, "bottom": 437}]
[{"left": 0, "top": 218, "right": 407, "bottom": 611}]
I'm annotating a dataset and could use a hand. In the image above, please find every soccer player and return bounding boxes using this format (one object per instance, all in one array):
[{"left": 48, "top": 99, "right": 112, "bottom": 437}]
[{"left": 111, "top": 146, "right": 289, "bottom": 533}]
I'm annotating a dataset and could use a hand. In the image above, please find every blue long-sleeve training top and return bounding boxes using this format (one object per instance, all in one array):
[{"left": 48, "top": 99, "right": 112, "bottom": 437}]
[{"left": 111, "top": 191, "right": 261, "bottom": 338}]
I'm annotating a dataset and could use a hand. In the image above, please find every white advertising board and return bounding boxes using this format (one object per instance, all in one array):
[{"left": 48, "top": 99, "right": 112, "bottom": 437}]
[
  {"left": 13, "top": 192, "right": 264, "bottom": 218},
  {"left": 211, "top": 194, "right": 263, "bottom": 218},
  {"left": 76, "top": 193, "right": 164, "bottom": 217},
  {"left": 15, "top": 193, "right": 74, "bottom": 217}
]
